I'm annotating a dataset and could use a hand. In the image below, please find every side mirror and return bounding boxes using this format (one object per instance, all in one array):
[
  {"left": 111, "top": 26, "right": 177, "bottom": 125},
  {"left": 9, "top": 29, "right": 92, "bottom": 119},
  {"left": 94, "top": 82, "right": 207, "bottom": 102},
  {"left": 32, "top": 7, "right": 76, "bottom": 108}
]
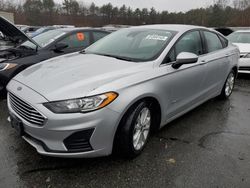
[
  {"left": 53, "top": 43, "right": 68, "bottom": 52},
  {"left": 172, "top": 52, "right": 198, "bottom": 69}
]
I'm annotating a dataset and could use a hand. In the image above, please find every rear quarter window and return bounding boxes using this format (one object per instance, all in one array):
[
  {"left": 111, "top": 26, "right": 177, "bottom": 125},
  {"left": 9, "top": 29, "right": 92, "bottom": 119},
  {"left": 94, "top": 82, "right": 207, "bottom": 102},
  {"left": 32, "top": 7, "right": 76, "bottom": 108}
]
[
  {"left": 218, "top": 35, "right": 228, "bottom": 48},
  {"left": 204, "top": 31, "right": 223, "bottom": 53}
]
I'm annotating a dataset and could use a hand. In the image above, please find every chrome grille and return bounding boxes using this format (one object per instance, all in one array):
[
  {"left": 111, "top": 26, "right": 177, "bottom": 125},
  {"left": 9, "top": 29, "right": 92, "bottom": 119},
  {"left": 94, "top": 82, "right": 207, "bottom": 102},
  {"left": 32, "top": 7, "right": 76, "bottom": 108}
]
[{"left": 9, "top": 92, "right": 46, "bottom": 126}]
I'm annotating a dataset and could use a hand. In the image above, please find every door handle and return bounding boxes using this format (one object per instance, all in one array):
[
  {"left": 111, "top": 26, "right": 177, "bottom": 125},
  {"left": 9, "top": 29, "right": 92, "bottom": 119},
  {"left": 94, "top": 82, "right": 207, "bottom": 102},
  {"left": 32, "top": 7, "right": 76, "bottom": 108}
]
[{"left": 225, "top": 53, "right": 230, "bottom": 57}]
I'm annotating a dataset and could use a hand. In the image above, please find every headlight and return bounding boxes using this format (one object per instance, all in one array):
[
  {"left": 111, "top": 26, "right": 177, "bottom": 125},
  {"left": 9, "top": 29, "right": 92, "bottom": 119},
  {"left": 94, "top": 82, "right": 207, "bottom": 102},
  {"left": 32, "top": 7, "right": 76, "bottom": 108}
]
[
  {"left": 43, "top": 92, "right": 118, "bottom": 113},
  {"left": 242, "top": 53, "right": 250, "bottom": 58},
  {"left": 0, "top": 63, "right": 17, "bottom": 71}
]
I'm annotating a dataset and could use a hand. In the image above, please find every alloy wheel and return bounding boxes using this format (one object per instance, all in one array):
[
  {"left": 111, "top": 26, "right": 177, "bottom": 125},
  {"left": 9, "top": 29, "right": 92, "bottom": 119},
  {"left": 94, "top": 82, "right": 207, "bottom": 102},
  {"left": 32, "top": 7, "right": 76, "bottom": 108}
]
[
  {"left": 133, "top": 107, "right": 151, "bottom": 151},
  {"left": 225, "top": 72, "right": 235, "bottom": 97}
]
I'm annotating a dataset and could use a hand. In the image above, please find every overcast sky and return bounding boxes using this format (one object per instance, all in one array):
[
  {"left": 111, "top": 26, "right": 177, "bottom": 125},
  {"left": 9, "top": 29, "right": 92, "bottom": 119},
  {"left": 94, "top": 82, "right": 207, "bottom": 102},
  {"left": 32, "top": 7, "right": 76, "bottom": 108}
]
[{"left": 54, "top": 0, "right": 215, "bottom": 12}]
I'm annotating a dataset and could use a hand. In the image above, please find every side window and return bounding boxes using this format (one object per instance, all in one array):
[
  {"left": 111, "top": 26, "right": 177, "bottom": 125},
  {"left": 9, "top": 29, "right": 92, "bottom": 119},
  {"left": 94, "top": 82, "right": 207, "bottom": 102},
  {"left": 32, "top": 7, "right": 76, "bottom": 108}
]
[
  {"left": 165, "top": 49, "right": 175, "bottom": 63},
  {"left": 59, "top": 32, "right": 90, "bottom": 48},
  {"left": 218, "top": 35, "right": 228, "bottom": 48},
  {"left": 93, "top": 32, "right": 108, "bottom": 42},
  {"left": 204, "top": 31, "right": 223, "bottom": 53},
  {"left": 175, "top": 31, "right": 203, "bottom": 57},
  {"left": 164, "top": 31, "right": 203, "bottom": 63}
]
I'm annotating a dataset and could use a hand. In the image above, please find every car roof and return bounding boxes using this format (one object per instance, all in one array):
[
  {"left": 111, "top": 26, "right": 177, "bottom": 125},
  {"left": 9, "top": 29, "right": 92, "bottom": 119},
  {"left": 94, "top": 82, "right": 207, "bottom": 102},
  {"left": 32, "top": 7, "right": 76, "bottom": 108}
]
[
  {"left": 57, "top": 27, "right": 110, "bottom": 33},
  {"left": 54, "top": 25, "right": 207, "bottom": 34},
  {"left": 130, "top": 24, "right": 207, "bottom": 32}
]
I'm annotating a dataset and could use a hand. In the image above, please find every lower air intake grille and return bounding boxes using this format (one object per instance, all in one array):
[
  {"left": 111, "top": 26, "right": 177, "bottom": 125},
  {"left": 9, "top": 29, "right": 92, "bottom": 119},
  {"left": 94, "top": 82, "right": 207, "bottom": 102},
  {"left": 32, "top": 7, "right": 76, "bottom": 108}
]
[{"left": 63, "top": 129, "right": 94, "bottom": 152}]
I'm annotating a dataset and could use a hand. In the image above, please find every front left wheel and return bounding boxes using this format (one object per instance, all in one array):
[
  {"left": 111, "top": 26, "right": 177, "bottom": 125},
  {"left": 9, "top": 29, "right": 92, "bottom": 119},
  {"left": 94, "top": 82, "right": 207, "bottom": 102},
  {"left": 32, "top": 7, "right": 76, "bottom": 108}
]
[{"left": 114, "top": 101, "right": 152, "bottom": 158}]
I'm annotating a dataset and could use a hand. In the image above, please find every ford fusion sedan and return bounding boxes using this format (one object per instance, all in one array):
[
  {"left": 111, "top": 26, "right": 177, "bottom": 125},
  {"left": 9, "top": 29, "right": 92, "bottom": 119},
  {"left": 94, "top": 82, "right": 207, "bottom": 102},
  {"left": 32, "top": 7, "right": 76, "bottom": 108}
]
[
  {"left": 7, "top": 25, "right": 239, "bottom": 158},
  {"left": 227, "top": 30, "right": 250, "bottom": 73},
  {"left": 0, "top": 17, "right": 110, "bottom": 93}
]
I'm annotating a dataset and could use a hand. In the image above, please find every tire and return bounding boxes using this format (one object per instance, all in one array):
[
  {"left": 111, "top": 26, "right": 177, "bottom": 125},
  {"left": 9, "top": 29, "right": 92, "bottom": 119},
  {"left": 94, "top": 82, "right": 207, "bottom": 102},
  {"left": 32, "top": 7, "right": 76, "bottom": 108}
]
[
  {"left": 114, "top": 101, "right": 152, "bottom": 158},
  {"left": 219, "top": 70, "right": 236, "bottom": 99}
]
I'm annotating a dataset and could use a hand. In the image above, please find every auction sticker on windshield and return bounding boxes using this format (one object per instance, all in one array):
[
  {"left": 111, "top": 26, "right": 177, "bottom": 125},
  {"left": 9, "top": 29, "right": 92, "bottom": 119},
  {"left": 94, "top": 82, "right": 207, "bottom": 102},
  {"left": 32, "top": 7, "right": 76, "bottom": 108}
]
[{"left": 145, "top": 34, "right": 169, "bottom": 41}]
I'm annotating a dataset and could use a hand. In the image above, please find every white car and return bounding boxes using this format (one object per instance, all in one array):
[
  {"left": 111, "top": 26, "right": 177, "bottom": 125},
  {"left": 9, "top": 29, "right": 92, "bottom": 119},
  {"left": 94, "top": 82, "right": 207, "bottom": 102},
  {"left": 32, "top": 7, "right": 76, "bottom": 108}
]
[{"left": 228, "top": 30, "right": 250, "bottom": 73}]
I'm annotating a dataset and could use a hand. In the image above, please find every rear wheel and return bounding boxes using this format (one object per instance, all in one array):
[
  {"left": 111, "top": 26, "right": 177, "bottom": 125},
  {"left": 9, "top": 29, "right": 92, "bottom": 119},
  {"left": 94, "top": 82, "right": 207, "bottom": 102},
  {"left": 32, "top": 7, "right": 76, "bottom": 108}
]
[
  {"left": 219, "top": 70, "right": 236, "bottom": 99},
  {"left": 115, "top": 101, "right": 152, "bottom": 158}
]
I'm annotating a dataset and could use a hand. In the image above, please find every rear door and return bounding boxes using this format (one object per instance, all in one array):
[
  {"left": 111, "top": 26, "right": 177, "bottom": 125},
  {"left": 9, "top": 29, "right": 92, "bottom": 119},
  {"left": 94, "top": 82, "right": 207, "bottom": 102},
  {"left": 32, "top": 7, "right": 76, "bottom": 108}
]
[{"left": 200, "top": 30, "right": 229, "bottom": 96}]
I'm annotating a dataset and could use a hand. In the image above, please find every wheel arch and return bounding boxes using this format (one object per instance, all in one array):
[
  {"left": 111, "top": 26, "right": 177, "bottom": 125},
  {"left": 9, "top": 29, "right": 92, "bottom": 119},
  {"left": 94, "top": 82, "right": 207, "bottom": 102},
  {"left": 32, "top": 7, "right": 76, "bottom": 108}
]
[
  {"left": 112, "top": 95, "right": 162, "bottom": 153},
  {"left": 232, "top": 65, "right": 238, "bottom": 77}
]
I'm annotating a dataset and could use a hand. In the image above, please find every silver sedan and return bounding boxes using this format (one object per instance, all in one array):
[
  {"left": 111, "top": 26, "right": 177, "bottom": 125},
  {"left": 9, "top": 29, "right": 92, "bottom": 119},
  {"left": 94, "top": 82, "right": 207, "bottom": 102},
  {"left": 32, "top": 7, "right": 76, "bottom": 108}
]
[{"left": 7, "top": 25, "right": 239, "bottom": 158}]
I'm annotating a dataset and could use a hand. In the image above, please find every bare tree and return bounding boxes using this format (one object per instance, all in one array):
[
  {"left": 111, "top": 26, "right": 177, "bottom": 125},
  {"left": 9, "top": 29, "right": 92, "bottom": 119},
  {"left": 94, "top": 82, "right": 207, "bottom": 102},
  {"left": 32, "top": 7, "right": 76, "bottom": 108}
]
[
  {"left": 215, "top": 0, "right": 229, "bottom": 9},
  {"left": 1, "top": 0, "right": 250, "bottom": 27},
  {"left": 233, "top": 0, "right": 249, "bottom": 9}
]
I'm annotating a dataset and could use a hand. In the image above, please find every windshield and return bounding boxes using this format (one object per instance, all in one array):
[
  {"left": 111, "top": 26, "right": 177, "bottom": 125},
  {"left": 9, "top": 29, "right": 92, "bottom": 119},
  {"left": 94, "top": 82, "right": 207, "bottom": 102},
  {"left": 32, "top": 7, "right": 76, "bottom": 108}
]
[
  {"left": 85, "top": 28, "right": 175, "bottom": 62},
  {"left": 227, "top": 32, "right": 250, "bottom": 43},
  {"left": 20, "top": 30, "right": 66, "bottom": 49}
]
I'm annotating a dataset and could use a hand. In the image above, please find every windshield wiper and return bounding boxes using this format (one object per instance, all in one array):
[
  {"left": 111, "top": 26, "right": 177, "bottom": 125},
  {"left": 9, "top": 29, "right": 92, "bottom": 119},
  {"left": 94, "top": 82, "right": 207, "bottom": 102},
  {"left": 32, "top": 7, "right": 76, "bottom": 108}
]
[{"left": 97, "top": 53, "right": 134, "bottom": 62}]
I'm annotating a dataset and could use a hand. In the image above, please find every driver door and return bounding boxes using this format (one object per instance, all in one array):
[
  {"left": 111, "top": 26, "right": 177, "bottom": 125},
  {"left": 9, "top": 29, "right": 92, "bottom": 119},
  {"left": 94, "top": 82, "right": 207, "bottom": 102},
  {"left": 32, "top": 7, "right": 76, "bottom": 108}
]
[{"left": 163, "top": 30, "right": 207, "bottom": 120}]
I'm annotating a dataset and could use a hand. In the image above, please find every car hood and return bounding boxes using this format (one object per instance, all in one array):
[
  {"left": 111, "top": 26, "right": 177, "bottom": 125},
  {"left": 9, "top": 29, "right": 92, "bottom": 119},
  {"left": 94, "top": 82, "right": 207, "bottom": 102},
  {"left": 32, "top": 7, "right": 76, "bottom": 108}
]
[
  {"left": 0, "top": 16, "right": 40, "bottom": 48},
  {"left": 233, "top": 43, "right": 250, "bottom": 54},
  {"left": 13, "top": 53, "right": 150, "bottom": 101}
]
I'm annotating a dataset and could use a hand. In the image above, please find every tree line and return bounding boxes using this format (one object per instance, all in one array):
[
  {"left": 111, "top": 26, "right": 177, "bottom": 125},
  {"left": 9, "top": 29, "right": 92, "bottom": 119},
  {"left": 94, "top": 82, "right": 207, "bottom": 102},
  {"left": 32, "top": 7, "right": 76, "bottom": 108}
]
[{"left": 0, "top": 0, "right": 250, "bottom": 27}]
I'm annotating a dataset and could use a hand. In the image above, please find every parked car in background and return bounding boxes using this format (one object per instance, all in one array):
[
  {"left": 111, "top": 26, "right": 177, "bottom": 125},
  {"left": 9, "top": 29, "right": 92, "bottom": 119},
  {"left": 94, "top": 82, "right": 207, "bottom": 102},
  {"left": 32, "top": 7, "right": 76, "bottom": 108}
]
[
  {"left": 227, "top": 30, "right": 250, "bottom": 73},
  {"left": 102, "top": 24, "right": 131, "bottom": 32},
  {"left": 27, "top": 26, "right": 57, "bottom": 37},
  {"left": 22, "top": 26, "right": 40, "bottom": 34},
  {"left": 16, "top": 25, "right": 41, "bottom": 35},
  {"left": 16, "top": 24, "right": 28, "bottom": 30},
  {"left": 7, "top": 25, "right": 239, "bottom": 158},
  {"left": 214, "top": 27, "right": 234, "bottom": 36},
  {"left": 29, "top": 25, "right": 76, "bottom": 37},
  {"left": 0, "top": 17, "right": 110, "bottom": 93},
  {"left": 53, "top": 25, "right": 75, "bottom": 28}
]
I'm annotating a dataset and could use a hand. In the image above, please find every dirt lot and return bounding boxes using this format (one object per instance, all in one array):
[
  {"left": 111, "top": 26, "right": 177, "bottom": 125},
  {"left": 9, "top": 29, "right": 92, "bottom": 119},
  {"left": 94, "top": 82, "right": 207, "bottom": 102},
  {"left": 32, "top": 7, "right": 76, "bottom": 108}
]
[{"left": 0, "top": 74, "right": 249, "bottom": 188}]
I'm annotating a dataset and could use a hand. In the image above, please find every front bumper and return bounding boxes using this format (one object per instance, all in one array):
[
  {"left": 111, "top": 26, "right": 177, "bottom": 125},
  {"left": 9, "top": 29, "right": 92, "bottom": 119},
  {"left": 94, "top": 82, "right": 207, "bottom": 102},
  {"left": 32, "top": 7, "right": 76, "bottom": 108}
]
[
  {"left": 239, "top": 58, "right": 250, "bottom": 73},
  {"left": 7, "top": 80, "right": 121, "bottom": 158}
]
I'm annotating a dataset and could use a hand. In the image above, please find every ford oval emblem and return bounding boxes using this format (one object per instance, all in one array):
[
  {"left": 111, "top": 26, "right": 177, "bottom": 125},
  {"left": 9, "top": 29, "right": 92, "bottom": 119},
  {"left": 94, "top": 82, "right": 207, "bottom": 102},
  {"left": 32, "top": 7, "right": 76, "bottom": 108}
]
[{"left": 17, "top": 87, "right": 22, "bottom": 91}]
